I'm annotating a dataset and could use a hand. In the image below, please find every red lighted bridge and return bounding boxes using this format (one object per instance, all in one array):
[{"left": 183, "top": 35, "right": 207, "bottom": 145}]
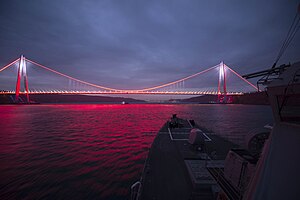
[{"left": 0, "top": 55, "right": 258, "bottom": 102}]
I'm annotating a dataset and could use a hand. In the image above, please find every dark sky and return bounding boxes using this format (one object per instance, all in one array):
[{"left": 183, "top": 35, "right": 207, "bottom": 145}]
[{"left": 0, "top": 0, "right": 299, "bottom": 90}]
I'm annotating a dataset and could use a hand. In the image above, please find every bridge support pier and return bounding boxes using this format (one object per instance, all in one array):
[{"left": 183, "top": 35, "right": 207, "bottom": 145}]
[
  {"left": 217, "top": 62, "right": 227, "bottom": 103},
  {"left": 15, "top": 55, "right": 30, "bottom": 103}
]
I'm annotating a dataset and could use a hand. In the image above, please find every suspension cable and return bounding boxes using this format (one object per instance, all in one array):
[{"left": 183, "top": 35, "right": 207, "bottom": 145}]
[
  {"left": 224, "top": 64, "right": 259, "bottom": 91},
  {"left": 0, "top": 58, "right": 20, "bottom": 72},
  {"left": 1, "top": 58, "right": 258, "bottom": 93},
  {"left": 26, "top": 58, "right": 119, "bottom": 91},
  {"left": 139, "top": 64, "right": 220, "bottom": 91},
  {"left": 26, "top": 58, "right": 220, "bottom": 92}
]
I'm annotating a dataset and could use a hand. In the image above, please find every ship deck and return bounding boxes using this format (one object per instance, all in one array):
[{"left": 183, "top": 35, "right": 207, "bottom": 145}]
[{"left": 139, "top": 118, "right": 239, "bottom": 200}]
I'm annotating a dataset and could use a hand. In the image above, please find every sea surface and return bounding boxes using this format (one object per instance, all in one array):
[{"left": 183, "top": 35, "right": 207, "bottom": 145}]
[{"left": 0, "top": 104, "right": 273, "bottom": 199}]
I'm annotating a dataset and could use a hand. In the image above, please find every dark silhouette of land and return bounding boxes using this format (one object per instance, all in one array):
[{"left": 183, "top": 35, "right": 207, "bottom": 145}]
[
  {"left": 176, "top": 92, "right": 269, "bottom": 105},
  {"left": 0, "top": 94, "right": 145, "bottom": 104},
  {"left": 0, "top": 92, "right": 269, "bottom": 104}
]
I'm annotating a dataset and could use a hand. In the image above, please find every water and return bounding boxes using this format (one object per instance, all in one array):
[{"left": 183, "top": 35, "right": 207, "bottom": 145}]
[{"left": 0, "top": 104, "right": 272, "bottom": 199}]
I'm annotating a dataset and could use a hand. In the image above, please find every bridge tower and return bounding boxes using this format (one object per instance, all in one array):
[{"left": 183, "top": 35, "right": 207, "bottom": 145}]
[
  {"left": 15, "top": 55, "right": 30, "bottom": 103},
  {"left": 217, "top": 62, "right": 227, "bottom": 103}
]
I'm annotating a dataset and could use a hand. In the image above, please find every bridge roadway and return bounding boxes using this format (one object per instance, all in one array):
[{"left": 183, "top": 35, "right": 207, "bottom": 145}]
[{"left": 0, "top": 91, "right": 243, "bottom": 95}]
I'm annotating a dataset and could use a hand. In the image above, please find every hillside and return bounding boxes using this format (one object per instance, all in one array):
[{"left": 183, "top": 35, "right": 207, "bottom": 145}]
[
  {"left": 182, "top": 92, "right": 269, "bottom": 105},
  {"left": 0, "top": 94, "right": 145, "bottom": 104}
]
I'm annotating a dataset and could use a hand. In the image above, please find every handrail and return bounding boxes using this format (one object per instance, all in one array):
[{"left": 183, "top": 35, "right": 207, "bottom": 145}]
[{"left": 130, "top": 181, "right": 142, "bottom": 200}]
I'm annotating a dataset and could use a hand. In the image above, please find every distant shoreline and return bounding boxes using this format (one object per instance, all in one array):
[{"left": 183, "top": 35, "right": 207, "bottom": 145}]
[{"left": 0, "top": 92, "right": 269, "bottom": 105}]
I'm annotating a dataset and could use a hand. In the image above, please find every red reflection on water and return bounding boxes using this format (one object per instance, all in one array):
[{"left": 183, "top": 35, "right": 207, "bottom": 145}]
[
  {"left": 0, "top": 104, "right": 176, "bottom": 199},
  {"left": 0, "top": 104, "right": 273, "bottom": 199}
]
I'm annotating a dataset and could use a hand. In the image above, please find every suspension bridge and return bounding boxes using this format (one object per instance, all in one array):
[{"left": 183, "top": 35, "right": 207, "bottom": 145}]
[{"left": 0, "top": 55, "right": 258, "bottom": 103}]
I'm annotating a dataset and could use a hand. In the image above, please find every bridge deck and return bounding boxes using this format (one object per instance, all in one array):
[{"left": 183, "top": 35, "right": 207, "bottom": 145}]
[{"left": 0, "top": 91, "right": 243, "bottom": 95}]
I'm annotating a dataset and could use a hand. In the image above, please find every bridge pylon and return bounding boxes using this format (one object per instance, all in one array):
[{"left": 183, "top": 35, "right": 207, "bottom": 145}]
[
  {"left": 15, "top": 55, "right": 30, "bottom": 103},
  {"left": 217, "top": 62, "right": 227, "bottom": 103}
]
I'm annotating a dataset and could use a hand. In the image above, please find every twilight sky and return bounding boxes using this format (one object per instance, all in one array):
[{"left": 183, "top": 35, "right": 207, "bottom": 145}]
[{"left": 0, "top": 0, "right": 299, "bottom": 90}]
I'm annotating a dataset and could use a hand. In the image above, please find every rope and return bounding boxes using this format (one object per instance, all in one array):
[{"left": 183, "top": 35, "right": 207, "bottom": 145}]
[{"left": 273, "top": 8, "right": 300, "bottom": 68}]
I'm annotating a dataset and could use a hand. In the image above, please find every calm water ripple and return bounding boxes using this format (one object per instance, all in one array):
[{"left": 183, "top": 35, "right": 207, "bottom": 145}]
[{"left": 0, "top": 104, "right": 272, "bottom": 199}]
